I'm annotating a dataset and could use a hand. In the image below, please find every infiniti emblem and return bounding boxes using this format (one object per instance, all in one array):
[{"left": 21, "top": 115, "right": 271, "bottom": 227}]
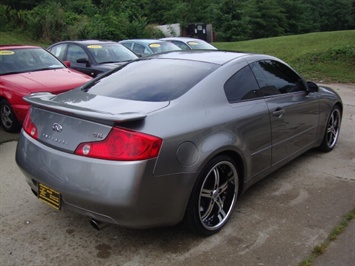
[{"left": 52, "top": 123, "right": 63, "bottom": 132}]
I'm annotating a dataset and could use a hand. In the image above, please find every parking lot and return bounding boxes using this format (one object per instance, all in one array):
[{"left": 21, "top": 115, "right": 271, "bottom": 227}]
[{"left": 1, "top": 83, "right": 354, "bottom": 266}]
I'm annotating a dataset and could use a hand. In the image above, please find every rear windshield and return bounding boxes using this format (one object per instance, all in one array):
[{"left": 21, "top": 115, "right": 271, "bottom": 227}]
[{"left": 83, "top": 58, "right": 218, "bottom": 101}]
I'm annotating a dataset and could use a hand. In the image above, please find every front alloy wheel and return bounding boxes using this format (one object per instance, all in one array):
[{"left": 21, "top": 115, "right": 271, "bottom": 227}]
[
  {"left": 184, "top": 155, "right": 239, "bottom": 236},
  {"left": 319, "top": 106, "right": 341, "bottom": 152},
  {"left": 0, "top": 99, "right": 20, "bottom": 133}
]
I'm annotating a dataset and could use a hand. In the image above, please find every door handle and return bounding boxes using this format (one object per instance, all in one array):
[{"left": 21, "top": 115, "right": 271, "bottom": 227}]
[{"left": 272, "top": 108, "right": 285, "bottom": 118}]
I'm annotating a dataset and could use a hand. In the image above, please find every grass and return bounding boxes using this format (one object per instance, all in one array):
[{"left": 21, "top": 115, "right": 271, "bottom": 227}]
[
  {"left": 214, "top": 30, "right": 355, "bottom": 83},
  {"left": 299, "top": 208, "right": 355, "bottom": 266},
  {"left": 0, "top": 31, "right": 50, "bottom": 47}
]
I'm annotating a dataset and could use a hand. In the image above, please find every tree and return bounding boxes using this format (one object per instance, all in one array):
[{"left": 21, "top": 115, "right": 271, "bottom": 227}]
[
  {"left": 246, "top": 0, "right": 287, "bottom": 39},
  {"left": 213, "top": 0, "right": 252, "bottom": 41}
]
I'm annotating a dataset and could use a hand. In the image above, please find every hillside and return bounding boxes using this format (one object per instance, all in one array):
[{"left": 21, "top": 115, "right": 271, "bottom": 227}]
[{"left": 214, "top": 30, "right": 355, "bottom": 83}]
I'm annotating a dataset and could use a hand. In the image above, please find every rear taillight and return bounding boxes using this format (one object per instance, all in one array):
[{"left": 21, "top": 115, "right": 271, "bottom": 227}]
[
  {"left": 74, "top": 127, "right": 162, "bottom": 161},
  {"left": 23, "top": 112, "right": 38, "bottom": 139}
]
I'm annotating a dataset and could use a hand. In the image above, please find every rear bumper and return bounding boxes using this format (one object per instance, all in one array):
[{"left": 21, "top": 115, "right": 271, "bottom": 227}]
[{"left": 16, "top": 130, "right": 196, "bottom": 229}]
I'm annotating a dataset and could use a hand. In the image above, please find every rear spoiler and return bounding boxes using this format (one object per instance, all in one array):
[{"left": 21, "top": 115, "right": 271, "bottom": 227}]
[{"left": 24, "top": 93, "right": 147, "bottom": 122}]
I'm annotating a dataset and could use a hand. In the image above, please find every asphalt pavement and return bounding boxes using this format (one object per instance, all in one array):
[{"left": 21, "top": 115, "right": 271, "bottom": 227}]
[{"left": 0, "top": 83, "right": 354, "bottom": 266}]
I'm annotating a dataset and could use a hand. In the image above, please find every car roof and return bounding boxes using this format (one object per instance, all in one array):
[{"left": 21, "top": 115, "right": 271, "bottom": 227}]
[
  {"left": 120, "top": 39, "right": 168, "bottom": 44},
  {"left": 149, "top": 50, "right": 256, "bottom": 65},
  {"left": 161, "top": 37, "right": 208, "bottom": 42},
  {"left": 50, "top": 40, "right": 118, "bottom": 46},
  {"left": 0, "top": 44, "right": 41, "bottom": 49}
]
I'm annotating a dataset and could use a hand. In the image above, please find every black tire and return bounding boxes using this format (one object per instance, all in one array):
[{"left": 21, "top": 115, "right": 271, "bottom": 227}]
[
  {"left": 319, "top": 105, "right": 341, "bottom": 152},
  {"left": 184, "top": 155, "right": 239, "bottom": 236},
  {"left": 0, "top": 99, "right": 21, "bottom": 133}
]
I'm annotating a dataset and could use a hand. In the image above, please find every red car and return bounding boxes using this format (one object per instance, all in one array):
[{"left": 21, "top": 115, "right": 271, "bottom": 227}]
[{"left": 0, "top": 45, "right": 92, "bottom": 132}]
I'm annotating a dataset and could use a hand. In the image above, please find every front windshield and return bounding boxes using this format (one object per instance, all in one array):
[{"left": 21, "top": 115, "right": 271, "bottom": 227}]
[
  {"left": 87, "top": 44, "right": 137, "bottom": 64},
  {"left": 0, "top": 48, "right": 64, "bottom": 75},
  {"left": 187, "top": 41, "right": 217, "bottom": 50},
  {"left": 148, "top": 42, "right": 181, "bottom": 54}
]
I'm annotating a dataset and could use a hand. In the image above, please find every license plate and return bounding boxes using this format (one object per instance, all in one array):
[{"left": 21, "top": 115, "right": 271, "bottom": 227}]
[{"left": 38, "top": 183, "right": 61, "bottom": 210}]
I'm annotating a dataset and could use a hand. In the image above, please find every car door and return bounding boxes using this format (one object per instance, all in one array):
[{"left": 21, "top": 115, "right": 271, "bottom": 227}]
[
  {"left": 224, "top": 65, "right": 272, "bottom": 180},
  {"left": 250, "top": 60, "right": 319, "bottom": 167}
]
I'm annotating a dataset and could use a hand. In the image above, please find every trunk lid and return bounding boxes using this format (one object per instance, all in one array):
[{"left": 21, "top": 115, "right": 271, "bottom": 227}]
[{"left": 24, "top": 89, "right": 169, "bottom": 152}]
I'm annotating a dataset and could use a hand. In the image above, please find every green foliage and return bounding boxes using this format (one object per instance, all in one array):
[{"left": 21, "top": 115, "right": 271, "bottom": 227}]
[
  {"left": 81, "top": 12, "right": 128, "bottom": 40},
  {"left": 0, "top": 5, "right": 7, "bottom": 30},
  {"left": 1, "top": 0, "right": 355, "bottom": 43},
  {"left": 247, "top": 0, "right": 287, "bottom": 39},
  {"left": 24, "top": 1, "right": 75, "bottom": 41},
  {"left": 212, "top": 0, "right": 252, "bottom": 41}
]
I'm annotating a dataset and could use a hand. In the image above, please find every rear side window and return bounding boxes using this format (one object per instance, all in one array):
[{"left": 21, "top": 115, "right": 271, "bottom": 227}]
[
  {"left": 224, "top": 65, "right": 262, "bottom": 103},
  {"left": 83, "top": 59, "right": 218, "bottom": 101},
  {"left": 48, "top": 44, "right": 67, "bottom": 60}
]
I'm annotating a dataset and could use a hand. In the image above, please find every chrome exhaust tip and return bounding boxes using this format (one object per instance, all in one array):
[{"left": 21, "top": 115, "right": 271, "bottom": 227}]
[{"left": 90, "top": 219, "right": 107, "bottom": 230}]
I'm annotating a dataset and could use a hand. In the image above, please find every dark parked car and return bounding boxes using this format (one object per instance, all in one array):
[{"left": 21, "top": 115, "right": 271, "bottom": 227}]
[
  {"left": 16, "top": 51, "right": 342, "bottom": 236},
  {"left": 0, "top": 44, "right": 92, "bottom": 132},
  {"left": 160, "top": 37, "right": 218, "bottom": 50},
  {"left": 119, "top": 39, "right": 181, "bottom": 57},
  {"left": 48, "top": 40, "right": 138, "bottom": 77}
]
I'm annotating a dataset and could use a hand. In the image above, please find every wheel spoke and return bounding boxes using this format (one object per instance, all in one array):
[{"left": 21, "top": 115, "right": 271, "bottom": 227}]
[
  {"left": 212, "top": 167, "right": 220, "bottom": 190},
  {"left": 201, "top": 188, "right": 213, "bottom": 199},
  {"left": 200, "top": 199, "right": 215, "bottom": 221},
  {"left": 218, "top": 175, "right": 234, "bottom": 195},
  {"left": 200, "top": 167, "right": 220, "bottom": 221},
  {"left": 327, "top": 127, "right": 336, "bottom": 137},
  {"left": 215, "top": 197, "right": 227, "bottom": 222}
]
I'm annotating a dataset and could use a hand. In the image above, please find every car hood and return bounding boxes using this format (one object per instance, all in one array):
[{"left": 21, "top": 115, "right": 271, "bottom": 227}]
[
  {"left": 2, "top": 69, "right": 91, "bottom": 93},
  {"left": 98, "top": 62, "right": 129, "bottom": 70},
  {"left": 24, "top": 88, "right": 169, "bottom": 122}
]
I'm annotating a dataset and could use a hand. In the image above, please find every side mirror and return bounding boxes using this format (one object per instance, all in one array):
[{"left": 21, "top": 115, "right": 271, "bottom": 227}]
[
  {"left": 63, "top": 61, "right": 71, "bottom": 67},
  {"left": 306, "top": 81, "right": 319, "bottom": 93},
  {"left": 76, "top": 58, "right": 91, "bottom": 67}
]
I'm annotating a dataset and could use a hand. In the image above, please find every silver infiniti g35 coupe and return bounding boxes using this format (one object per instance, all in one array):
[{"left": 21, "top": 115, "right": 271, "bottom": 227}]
[{"left": 16, "top": 51, "right": 342, "bottom": 236}]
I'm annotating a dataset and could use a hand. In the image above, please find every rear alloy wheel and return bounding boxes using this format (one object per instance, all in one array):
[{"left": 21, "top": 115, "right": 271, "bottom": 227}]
[
  {"left": 319, "top": 106, "right": 341, "bottom": 152},
  {"left": 0, "top": 99, "right": 21, "bottom": 133},
  {"left": 184, "top": 155, "right": 239, "bottom": 236}
]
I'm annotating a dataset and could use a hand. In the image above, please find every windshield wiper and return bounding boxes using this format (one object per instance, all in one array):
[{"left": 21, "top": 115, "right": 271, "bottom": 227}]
[
  {"left": 99, "top": 61, "right": 120, "bottom": 64},
  {"left": 31, "top": 66, "right": 64, "bottom": 72},
  {"left": 0, "top": 71, "right": 22, "bottom": 75}
]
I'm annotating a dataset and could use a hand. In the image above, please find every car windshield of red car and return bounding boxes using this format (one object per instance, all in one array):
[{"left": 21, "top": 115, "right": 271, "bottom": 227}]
[{"left": 0, "top": 48, "right": 65, "bottom": 75}]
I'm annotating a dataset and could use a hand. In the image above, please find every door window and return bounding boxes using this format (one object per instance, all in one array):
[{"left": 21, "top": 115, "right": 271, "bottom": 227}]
[
  {"left": 250, "top": 60, "right": 305, "bottom": 96},
  {"left": 67, "top": 45, "right": 88, "bottom": 64}
]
